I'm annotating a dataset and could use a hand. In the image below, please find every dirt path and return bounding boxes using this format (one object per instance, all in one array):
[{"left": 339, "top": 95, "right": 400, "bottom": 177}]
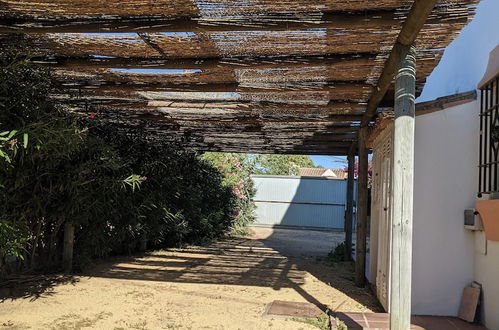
[{"left": 0, "top": 231, "right": 380, "bottom": 330}]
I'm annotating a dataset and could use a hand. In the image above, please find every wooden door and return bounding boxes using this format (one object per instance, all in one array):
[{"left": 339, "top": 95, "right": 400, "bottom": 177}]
[{"left": 371, "top": 128, "right": 393, "bottom": 311}]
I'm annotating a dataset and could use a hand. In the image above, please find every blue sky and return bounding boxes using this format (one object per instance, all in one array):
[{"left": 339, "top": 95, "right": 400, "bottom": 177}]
[
  {"left": 417, "top": 0, "right": 499, "bottom": 101},
  {"left": 311, "top": 0, "right": 499, "bottom": 168}
]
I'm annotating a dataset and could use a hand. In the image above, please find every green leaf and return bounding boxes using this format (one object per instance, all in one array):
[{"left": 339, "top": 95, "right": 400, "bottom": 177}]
[
  {"left": 7, "top": 130, "right": 17, "bottom": 140},
  {"left": 23, "top": 133, "right": 28, "bottom": 148},
  {"left": 0, "top": 130, "right": 17, "bottom": 141}
]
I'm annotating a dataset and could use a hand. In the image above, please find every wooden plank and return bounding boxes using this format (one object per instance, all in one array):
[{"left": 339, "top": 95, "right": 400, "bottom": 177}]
[
  {"left": 86, "top": 119, "right": 355, "bottom": 152},
  {"left": 0, "top": 11, "right": 407, "bottom": 33},
  {"left": 112, "top": 131, "right": 357, "bottom": 142},
  {"left": 37, "top": 53, "right": 376, "bottom": 70},
  {"left": 66, "top": 102, "right": 368, "bottom": 117},
  {"left": 355, "top": 127, "right": 368, "bottom": 287},
  {"left": 48, "top": 52, "right": 442, "bottom": 91},
  {"left": 458, "top": 287, "right": 480, "bottom": 322},
  {"left": 53, "top": 83, "right": 374, "bottom": 104},
  {"left": 0, "top": 1, "right": 413, "bottom": 23},
  {"left": 105, "top": 121, "right": 359, "bottom": 132},
  {"left": 25, "top": 30, "right": 382, "bottom": 58},
  {"left": 389, "top": 44, "right": 416, "bottom": 330},
  {"left": 361, "top": 0, "right": 439, "bottom": 127},
  {"left": 344, "top": 147, "right": 356, "bottom": 261},
  {"left": 111, "top": 112, "right": 364, "bottom": 124},
  {"left": 196, "top": 148, "right": 350, "bottom": 155},
  {"left": 141, "top": 136, "right": 352, "bottom": 150},
  {"left": 52, "top": 60, "right": 375, "bottom": 90},
  {"left": 19, "top": 17, "right": 460, "bottom": 60}
]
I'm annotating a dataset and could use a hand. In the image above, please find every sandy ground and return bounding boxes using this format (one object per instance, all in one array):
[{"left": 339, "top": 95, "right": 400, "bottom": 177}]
[{"left": 0, "top": 228, "right": 380, "bottom": 330}]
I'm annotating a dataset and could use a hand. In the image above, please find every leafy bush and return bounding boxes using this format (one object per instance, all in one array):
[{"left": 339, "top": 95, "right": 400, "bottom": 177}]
[
  {"left": 201, "top": 153, "right": 256, "bottom": 235},
  {"left": 327, "top": 242, "right": 349, "bottom": 262},
  {"left": 0, "top": 46, "right": 247, "bottom": 274},
  {"left": 253, "top": 154, "right": 317, "bottom": 176}
]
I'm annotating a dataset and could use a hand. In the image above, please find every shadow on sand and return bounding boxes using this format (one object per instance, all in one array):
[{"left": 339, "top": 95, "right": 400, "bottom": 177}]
[
  {"left": 0, "top": 274, "right": 78, "bottom": 302},
  {"left": 0, "top": 235, "right": 381, "bottom": 314},
  {"left": 81, "top": 235, "right": 382, "bottom": 313}
]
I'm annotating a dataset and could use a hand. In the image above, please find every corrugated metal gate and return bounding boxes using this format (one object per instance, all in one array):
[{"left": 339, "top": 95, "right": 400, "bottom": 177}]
[{"left": 251, "top": 175, "right": 356, "bottom": 230}]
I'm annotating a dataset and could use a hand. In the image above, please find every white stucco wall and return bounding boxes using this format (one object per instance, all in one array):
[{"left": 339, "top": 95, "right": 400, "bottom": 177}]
[{"left": 411, "top": 100, "right": 478, "bottom": 315}]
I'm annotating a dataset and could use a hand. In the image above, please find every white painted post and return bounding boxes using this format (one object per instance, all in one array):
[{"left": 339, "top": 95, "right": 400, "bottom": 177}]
[{"left": 389, "top": 44, "right": 416, "bottom": 330}]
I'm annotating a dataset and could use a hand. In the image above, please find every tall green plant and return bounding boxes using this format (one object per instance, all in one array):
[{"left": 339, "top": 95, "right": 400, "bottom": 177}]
[
  {"left": 254, "top": 154, "right": 317, "bottom": 176},
  {"left": 0, "top": 45, "right": 249, "bottom": 274},
  {"left": 0, "top": 46, "right": 136, "bottom": 270},
  {"left": 202, "top": 153, "right": 256, "bottom": 235}
]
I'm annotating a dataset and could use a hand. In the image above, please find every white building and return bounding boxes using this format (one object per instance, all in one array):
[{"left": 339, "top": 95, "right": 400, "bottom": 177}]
[{"left": 368, "top": 45, "right": 499, "bottom": 329}]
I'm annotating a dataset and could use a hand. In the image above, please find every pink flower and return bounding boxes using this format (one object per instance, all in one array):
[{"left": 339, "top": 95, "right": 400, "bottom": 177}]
[
  {"left": 232, "top": 207, "right": 241, "bottom": 218},
  {"left": 90, "top": 112, "right": 97, "bottom": 119}
]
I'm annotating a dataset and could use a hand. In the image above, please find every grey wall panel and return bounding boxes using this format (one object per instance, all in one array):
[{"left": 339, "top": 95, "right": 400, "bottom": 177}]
[
  {"left": 251, "top": 175, "right": 357, "bottom": 230},
  {"left": 254, "top": 201, "right": 345, "bottom": 229},
  {"left": 252, "top": 176, "right": 347, "bottom": 204}
]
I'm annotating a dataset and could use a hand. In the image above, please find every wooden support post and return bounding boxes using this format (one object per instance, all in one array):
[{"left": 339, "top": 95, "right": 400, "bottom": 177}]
[
  {"left": 389, "top": 44, "right": 416, "bottom": 330},
  {"left": 140, "top": 233, "right": 148, "bottom": 252},
  {"left": 344, "top": 149, "right": 355, "bottom": 261},
  {"left": 62, "top": 222, "right": 75, "bottom": 273},
  {"left": 355, "top": 127, "right": 369, "bottom": 287}
]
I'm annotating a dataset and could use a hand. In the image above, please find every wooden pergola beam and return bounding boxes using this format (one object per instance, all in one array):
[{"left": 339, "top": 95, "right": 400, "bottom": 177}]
[
  {"left": 0, "top": 3, "right": 469, "bottom": 41},
  {"left": 0, "top": 11, "right": 407, "bottom": 34},
  {"left": 63, "top": 100, "right": 368, "bottom": 116},
  {"left": 11, "top": 18, "right": 458, "bottom": 61},
  {"left": 55, "top": 80, "right": 374, "bottom": 95},
  {"left": 99, "top": 112, "right": 365, "bottom": 124},
  {"left": 45, "top": 52, "right": 442, "bottom": 96},
  {"left": 36, "top": 54, "right": 376, "bottom": 70},
  {"left": 360, "top": 0, "right": 439, "bottom": 127},
  {"left": 192, "top": 148, "right": 351, "bottom": 156},
  {"left": 53, "top": 83, "right": 374, "bottom": 103},
  {"left": 0, "top": 1, "right": 418, "bottom": 25},
  {"left": 120, "top": 129, "right": 356, "bottom": 142},
  {"left": 112, "top": 130, "right": 353, "bottom": 154},
  {"left": 109, "top": 122, "right": 360, "bottom": 132}
]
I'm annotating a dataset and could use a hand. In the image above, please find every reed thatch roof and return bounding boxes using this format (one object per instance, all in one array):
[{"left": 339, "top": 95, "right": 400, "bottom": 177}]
[{"left": 0, "top": 0, "right": 478, "bottom": 155}]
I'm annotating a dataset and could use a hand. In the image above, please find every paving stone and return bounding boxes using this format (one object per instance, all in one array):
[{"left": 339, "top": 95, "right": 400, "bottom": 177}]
[
  {"left": 331, "top": 312, "right": 487, "bottom": 330},
  {"left": 265, "top": 300, "right": 323, "bottom": 318}
]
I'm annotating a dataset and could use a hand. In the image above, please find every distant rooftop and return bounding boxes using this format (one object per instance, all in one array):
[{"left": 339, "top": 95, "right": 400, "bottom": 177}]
[{"left": 299, "top": 168, "right": 346, "bottom": 178}]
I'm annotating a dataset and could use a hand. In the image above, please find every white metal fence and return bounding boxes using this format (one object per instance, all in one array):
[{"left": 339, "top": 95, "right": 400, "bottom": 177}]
[{"left": 251, "top": 175, "right": 356, "bottom": 230}]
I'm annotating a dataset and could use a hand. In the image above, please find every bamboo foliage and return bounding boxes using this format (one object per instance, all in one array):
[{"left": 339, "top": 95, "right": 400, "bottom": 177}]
[{"left": 0, "top": 48, "right": 254, "bottom": 273}]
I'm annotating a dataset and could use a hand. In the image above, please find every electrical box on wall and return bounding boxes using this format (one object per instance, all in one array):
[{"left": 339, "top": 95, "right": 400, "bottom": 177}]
[{"left": 464, "top": 209, "right": 484, "bottom": 231}]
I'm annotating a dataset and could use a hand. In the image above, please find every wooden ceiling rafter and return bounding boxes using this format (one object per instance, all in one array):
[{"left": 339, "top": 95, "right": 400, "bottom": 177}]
[
  {"left": 360, "top": 0, "right": 456, "bottom": 127},
  {"left": 0, "top": 1, "right": 472, "bottom": 33},
  {"left": 0, "top": 0, "right": 478, "bottom": 155}
]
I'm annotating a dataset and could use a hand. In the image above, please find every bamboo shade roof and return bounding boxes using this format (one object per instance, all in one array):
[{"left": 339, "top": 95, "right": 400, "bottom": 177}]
[{"left": 0, "top": 0, "right": 478, "bottom": 155}]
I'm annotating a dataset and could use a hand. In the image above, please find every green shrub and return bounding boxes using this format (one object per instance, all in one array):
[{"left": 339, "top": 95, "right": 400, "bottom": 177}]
[
  {"left": 201, "top": 153, "right": 256, "bottom": 235},
  {"left": 0, "top": 46, "right": 248, "bottom": 273},
  {"left": 328, "top": 242, "right": 349, "bottom": 262}
]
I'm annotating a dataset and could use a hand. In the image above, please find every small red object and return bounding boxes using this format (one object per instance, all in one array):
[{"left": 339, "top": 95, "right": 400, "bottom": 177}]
[{"left": 90, "top": 112, "right": 96, "bottom": 119}]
